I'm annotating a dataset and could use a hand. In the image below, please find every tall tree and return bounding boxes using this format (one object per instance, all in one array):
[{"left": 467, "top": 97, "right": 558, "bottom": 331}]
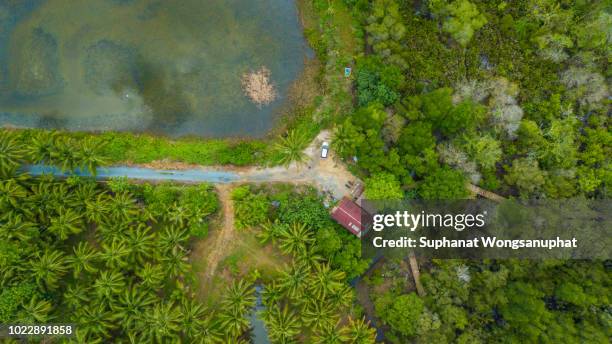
[
  {"left": 262, "top": 305, "right": 301, "bottom": 343},
  {"left": 29, "top": 249, "right": 68, "bottom": 290}
]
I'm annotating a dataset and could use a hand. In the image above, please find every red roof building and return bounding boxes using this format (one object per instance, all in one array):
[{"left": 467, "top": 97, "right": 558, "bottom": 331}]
[{"left": 331, "top": 197, "right": 370, "bottom": 238}]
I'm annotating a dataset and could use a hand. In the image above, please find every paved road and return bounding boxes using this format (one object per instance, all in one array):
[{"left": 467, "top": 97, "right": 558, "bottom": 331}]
[{"left": 26, "top": 131, "right": 361, "bottom": 200}]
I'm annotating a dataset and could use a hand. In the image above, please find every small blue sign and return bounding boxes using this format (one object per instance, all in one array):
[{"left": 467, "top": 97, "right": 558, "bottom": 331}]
[{"left": 344, "top": 67, "right": 352, "bottom": 77}]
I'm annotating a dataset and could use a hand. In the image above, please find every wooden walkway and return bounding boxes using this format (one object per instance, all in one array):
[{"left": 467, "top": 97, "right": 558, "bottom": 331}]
[
  {"left": 409, "top": 183, "right": 505, "bottom": 296},
  {"left": 466, "top": 183, "right": 506, "bottom": 202}
]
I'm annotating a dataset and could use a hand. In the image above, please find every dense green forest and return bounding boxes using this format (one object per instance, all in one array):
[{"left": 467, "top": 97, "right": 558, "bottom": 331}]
[
  {"left": 335, "top": 0, "right": 609, "bottom": 199},
  {"left": 366, "top": 259, "right": 610, "bottom": 343},
  {"left": 334, "top": 0, "right": 610, "bottom": 343}
]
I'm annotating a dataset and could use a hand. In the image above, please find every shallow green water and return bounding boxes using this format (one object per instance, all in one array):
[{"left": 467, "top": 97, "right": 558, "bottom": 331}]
[{"left": 0, "top": 0, "right": 310, "bottom": 137}]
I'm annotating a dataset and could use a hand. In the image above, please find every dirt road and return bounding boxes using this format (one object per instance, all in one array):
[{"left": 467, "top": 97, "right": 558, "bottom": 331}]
[{"left": 203, "top": 184, "right": 237, "bottom": 281}]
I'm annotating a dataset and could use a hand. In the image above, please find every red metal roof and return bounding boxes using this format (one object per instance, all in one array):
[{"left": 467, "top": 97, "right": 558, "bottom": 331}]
[{"left": 331, "top": 197, "right": 369, "bottom": 237}]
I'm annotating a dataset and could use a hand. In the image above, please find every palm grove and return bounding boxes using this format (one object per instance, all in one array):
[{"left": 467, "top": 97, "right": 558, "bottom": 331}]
[{"left": 1, "top": 131, "right": 229, "bottom": 342}]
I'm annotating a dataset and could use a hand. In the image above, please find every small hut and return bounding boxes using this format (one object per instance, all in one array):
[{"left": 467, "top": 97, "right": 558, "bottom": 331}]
[{"left": 330, "top": 197, "right": 370, "bottom": 238}]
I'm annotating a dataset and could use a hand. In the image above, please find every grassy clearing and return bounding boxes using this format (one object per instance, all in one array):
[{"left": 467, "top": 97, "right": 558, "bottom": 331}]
[{"left": 190, "top": 225, "right": 289, "bottom": 308}]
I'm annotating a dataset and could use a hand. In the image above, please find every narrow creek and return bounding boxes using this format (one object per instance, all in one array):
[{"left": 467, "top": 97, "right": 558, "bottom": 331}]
[{"left": 250, "top": 285, "right": 270, "bottom": 344}]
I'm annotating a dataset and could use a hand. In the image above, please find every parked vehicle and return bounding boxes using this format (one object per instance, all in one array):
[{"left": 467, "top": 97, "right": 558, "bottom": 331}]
[{"left": 321, "top": 141, "right": 329, "bottom": 158}]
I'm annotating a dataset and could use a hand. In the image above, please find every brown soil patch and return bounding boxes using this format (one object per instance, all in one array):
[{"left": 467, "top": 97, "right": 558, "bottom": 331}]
[{"left": 206, "top": 185, "right": 237, "bottom": 279}]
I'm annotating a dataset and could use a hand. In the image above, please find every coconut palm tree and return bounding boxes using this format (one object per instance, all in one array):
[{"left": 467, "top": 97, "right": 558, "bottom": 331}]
[
  {"left": 141, "top": 301, "right": 182, "bottom": 343},
  {"left": 308, "top": 263, "right": 345, "bottom": 299},
  {"left": 26, "top": 180, "right": 61, "bottom": 223},
  {"left": 221, "top": 279, "right": 256, "bottom": 313},
  {"left": 158, "top": 225, "right": 189, "bottom": 253},
  {"left": 279, "top": 222, "right": 314, "bottom": 256},
  {"left": 261, "top": 281, "right": 283, "bottom": 307},
  {"left": 296, "top": 247, "right": 324, "bottom": 268},
  {"left": 94, "top": 270, "right": 126, "bottom": 303},
  {"left": 19, "top": 296, "right": 53, "bottom": 323},
  {"left": 0, "top": 131, "right": 25, "bottom": 177},
  {"left": 75, "top": 137, "right": 107, "bottom": 176},
  {"left": 161, "top": 246, "right": 190, "bottom": 279},
  {"left": 166, "top": 202, "right": 191, "bottom": 227},
  {"left": 72, "top": 181, "right": 98, "bottom": 210},
  {"left": 312, "top": 323, "right": 349, "bottom": 344},
  {"left": 125, "top": 224, "right": 155, "bottom": 265},
  {"left": 257, "top": 219, "right": 288, "bottom": 245},
  {"left": 332, "top": 124, "right": 359, "bottom": 159},
  {"left": 65, "top": 328, "right": 104, "bottom": 344},
  {"left": 302, "top": 300, "right": 337, "bottom": 332},
  {"left": 85, "top": 193, "right": 111, "bottom": 224},
  {"left": 344, "top": 316, "right": 377, "bottom": 344},
  {"left": 68, "top": 241, "right": 99, "bottom": 277},
  {"left": 96, "top": 220, "right": 129, "bottom": 244},
  {"left": 100, "top": 239, "right": 130, "bottom": 269},
  {"left": 48, "top": 207, "right": 84, "bottom": 240},
  {"left": 180, "top": 298, "right": 223, "bottom": 343},
  {"left": 0, "top": 213, "right": 38, "bottom": 241},
  {"left": 30, "top": 249, "right": 68, "bottom": 290},
  {"left": 51, "top": 137, "right": 80, "bottom": 173},
  {"left": 328, "top": 285, "right": 354, "bottom": 310},
  {"left": 272, "top": 129, "right": 309, "bottom": 166},
  {"left": 27, "top": 130, "right": 59, "bottom": 164},
  {"left": 114, "top": 286, "right": 156, "bottom": 332},
  {"left": 108, "top": 192, "right": 137, "bottom": 222},
  {"left": 261, "top": 305, "right": 301, "bottom": 344},
  {"left": 218, "top": 279, "right": 256, "bottom": 338},
  {"left": 73, "top": 301, "right": 119, "bottom": 339},
  {"left": 136, "top": 263, "right": 166, "bottom": 291},
  {"left": 63, "top": 283, "right": 91, "bottom": 310},
  {"left": 0, "top": 179, "right": 28, "bottom": 212},
  {"left": 218, "top": 306, "right": 251, "bottom": 339},
  {"left": 279, "top": 263, "right": 309, "bottom": 299},
  {"left": 194, "top": 313, "right": 224, "bottom": 344}
]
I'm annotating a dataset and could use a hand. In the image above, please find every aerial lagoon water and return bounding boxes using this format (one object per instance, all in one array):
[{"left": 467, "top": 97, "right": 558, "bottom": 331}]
[{"left": 0, "top": 0, "right": 310, "bottom": 137}]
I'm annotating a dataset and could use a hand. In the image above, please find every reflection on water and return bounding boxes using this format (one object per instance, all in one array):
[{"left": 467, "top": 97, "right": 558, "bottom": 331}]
[{"left": 0, "top": 0, "right": 309, "bottom": 137}]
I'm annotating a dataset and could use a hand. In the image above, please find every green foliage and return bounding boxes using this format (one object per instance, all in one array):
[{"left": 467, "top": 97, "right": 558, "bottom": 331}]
[
  {"left": 13, "top": 129, "right": 270, "bottom": 167},
  {"left": 277, "top": 191, "right": 330, "bottom": 230},
  {"left": 462, "top": 134, "right": 502, "bottom": 170},
  {"left": 0, "top": 156, "right": 219, "bottom": 342},
  {"left": 418, "top": 167, "right": 468, "bottom": 199},
  {"left": 365, "top": 0, "right": 408, "bottom": 68},
  {"left": 375, "top": 292, "right": 424, "bottom": 338},
  {"left": 314, "top": 226, "right": 369, "bottom": 280},
  {"left": 355, "top": 56, "right": 404, "bottom": 106},
  {"left": 349, "top": 0, "right": 609, "bottom": 199},
  {"left": 416, "top": 260, "right": 611, "bottom": 343},
  {"left": 364, "top": 172, "right": 404, "bottom": 200},
  {"left": 504, "top": 158, "right": 546, "bottom": 197},
  {"left": 271, "top": 129, "right": 310, "bottom": 166},
  {"left": 0, "top": 131, "right": 25, "bottom": 177},
  {"left": 0, "top": 283, "right": 38, "bottom": 323},
  {"left": 442, "top": 0, "right": 488, "bottom": 47},
  {"left": 106, "top": 176, "right": 132, "bottom": 194},
  {"left": 231, "top": 185, "right": 269, "bottom": 229}
]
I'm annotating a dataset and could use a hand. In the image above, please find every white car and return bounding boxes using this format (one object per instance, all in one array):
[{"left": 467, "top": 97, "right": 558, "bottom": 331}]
[{"left": 321, "top": 141, "right": 329, "bottom": 158}]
